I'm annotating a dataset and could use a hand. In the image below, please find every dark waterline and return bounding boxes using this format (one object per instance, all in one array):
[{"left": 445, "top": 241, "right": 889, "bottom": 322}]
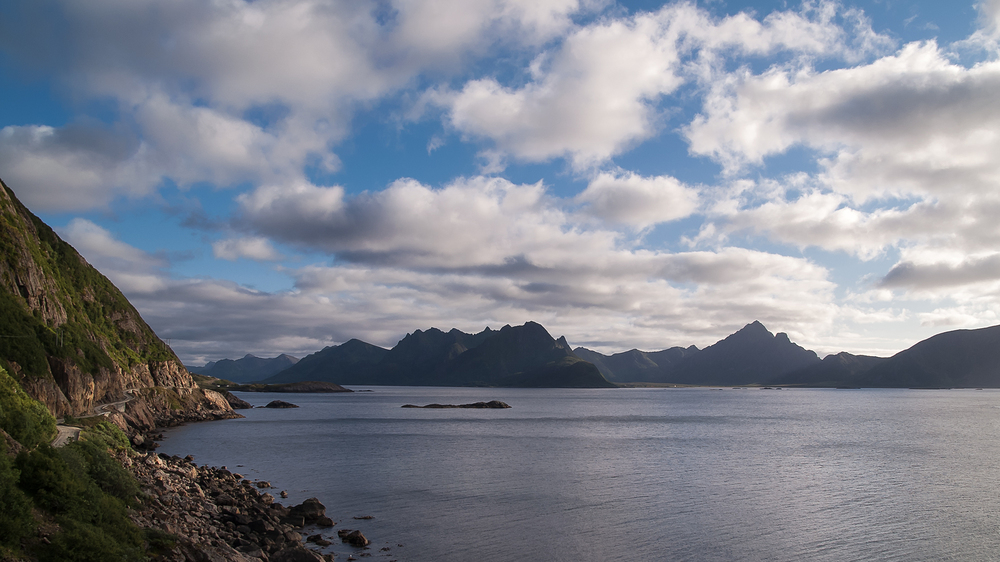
[{"left": 158, "top": 387, "right": 1000, "bottom": 561}]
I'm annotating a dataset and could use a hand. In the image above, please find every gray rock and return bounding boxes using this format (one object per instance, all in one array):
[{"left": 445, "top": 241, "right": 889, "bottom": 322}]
[
  {"left": 288, "top": 497, "right": 327, "bottom": 523},
  {"left": 337, "top": 529, "right": 370, "bottom": 547},
  {"left": 270, "top": 545, "right": 326, "bottom": 562}
]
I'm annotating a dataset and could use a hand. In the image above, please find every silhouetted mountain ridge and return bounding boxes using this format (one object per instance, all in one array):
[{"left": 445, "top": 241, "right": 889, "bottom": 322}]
[
  {"left": 265, "top": 322, "right": 613, "bottom": 388},
  {"left": 256, "top": 320, "right": 1000, "bottom": 388},
  {"left": 854, "top": 324, "right": 1000, "bottom": 388},
  {"left": 189, "top": 353, "right": 300, "bottom": 383},
  {"left": 265, "top": 339, "right": 388, "bottom": 384}
]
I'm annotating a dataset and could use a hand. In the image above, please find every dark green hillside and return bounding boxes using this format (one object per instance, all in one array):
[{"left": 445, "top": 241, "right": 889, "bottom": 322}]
[
  {"left": 1, "top": 365, "right": 151, "bottom": 561},
  {"left": 270, "top": 322, "right": 614, "bottom": 388},
  {"left": 196, "top": 353, "right": 300, "bottom": 383},
  {"left": 373, "top": 327, "right": 496, "bottom": 385},
  {"left": 0, "top": 178, "right": 224, "bottom": 421},
  {"left": 0, "top": 179, "right": 174, "bottom": 379}
]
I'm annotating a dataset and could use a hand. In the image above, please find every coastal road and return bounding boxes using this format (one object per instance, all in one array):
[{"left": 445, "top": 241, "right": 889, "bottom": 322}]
[
  {"left": 52, "top": 424, "right": 82, "bottom": 447},
  {"left": 51, "top": 389, "right": 139, "bottom": 447}
]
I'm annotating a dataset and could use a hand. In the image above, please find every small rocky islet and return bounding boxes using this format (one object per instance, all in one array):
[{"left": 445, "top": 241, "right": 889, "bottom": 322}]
[{"left": 401, "top": 400, "right": 511, "bottom": 409}]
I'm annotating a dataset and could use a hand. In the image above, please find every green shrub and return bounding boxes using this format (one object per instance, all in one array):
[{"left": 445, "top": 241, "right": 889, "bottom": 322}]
[
  {"left": 38, "top": 518, "right": 144, "bottom": 562},
  {"left": 143, "top": 528, "right": 177, "bottom": 555},
  {"left": 67, "top": 424, "right": 140, "bottom": 504},
  {"left": 16, "top": 444, "right": 145, "bottom": 561},
  {"left": 0, "top": 441, "right": 34, "bottom": 555},
  {"left": 0, "top": 365, "right": 56, "bottom": 448},
  {"left": 0, "top": 289, "right": 50, "bottom": 378},
  {"left": 83, "top": 420, "right": 132, "bottom": 451}
]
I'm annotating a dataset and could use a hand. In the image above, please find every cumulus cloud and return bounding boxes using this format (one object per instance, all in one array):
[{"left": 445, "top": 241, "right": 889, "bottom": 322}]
[
  {"left": 56, "top": 219, "right": 170, "bottom": 294},
  {"left": 438, "top": 1, "right": 880, "bottom": 168},
  {"left": 0, "top": 123, "right": 152, "bottom": 211},
  {"left": 687, "top": 42, "right": 1000, "bottom": 199},
  {"left": 212, "top": 237, "right": 283, "bottom": 261},
  {"left": 62, "top": 223, "right": 839, "bottom": 365},
  {"left": 8, "top": 0, "right": 997, "bottom": 361},
  {"left": 238, "top": 176, "right": 621, "bottom": 269},
  {"left": 680, "top": 33, "right": 1000, "bottom": 311},
  {"left": 576, "top": 170, "right": 699, "bottom": 228},
  {"left": 0, "top": 0, "right": 593, "bottom": 211}
]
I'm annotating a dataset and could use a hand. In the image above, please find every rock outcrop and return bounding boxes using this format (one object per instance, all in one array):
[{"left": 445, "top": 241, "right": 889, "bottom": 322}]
[
  {"left": 337, "top": 530, "right": 370, "bottom": 547},
  {"left": 125, "top": 451, "right": 337, "bottom": 562},
  {"left": 0, "top": 178, "right": 236, "bottom": 435},
  {"left": 265, "top": 400, "right": 299, "bottom": 409},
  {"left": 222, "top": 391, "right": 254, "bottom": 409}
]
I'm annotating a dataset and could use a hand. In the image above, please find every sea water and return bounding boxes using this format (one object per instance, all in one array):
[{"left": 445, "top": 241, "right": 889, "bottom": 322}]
[{"left": 157, "top": 387, "right": 1000, "bottom": 561}]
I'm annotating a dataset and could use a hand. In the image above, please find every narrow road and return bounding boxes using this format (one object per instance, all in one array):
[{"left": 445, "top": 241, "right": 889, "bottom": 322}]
[{"left": 51, "top": 389, "right": 139, "bottom": 447}]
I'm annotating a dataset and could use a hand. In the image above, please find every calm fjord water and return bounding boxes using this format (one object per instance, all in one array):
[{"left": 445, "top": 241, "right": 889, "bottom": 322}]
[{"left": 159, "top": 387, "right": 1000, "bottom": 561}]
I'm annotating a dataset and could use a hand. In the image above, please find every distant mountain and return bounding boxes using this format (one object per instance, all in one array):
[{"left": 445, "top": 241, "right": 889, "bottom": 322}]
[
  {"left": 666, "top": 321, "right": 820, "bottom": 385},
  {"left": 191, "top": 353, "right": 300, "bottom": 383},
  {"left": 773, "top": 352, "right": 887, "bottom": 387},
  {"left": 854, "top": 324, "right": 1000, "bottom": 388},
  {"left": 266, "top": 322, "right": 614, "bottom": 388},
  {"left": 439, "top": 322, "right": 611, "bottom": 387},
  {"left": 263, "top": 339, "right": 388, "bottom": 384},
  {"left": 249, "top": 320, "right": 1000, "bottom": 389},
  {"left": 573, "top": 321, "right": 818, "bottom": 385},
  {"left": 372, "top": 326, "right": 497, "bottom": 385},
  {"left": 573, "top": 346, "right": 699, "bottom": 383}
]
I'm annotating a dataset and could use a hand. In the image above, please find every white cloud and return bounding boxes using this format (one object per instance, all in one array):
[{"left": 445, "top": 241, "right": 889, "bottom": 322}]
[
  {"left": 56, "top": 219, "right": 169, "bottom": 293},
  {"left": 687, "top": 42, "right": 1000, "bottom": 200},
  {"left": 0, "top": 0, "right": 593, "bottom": 211},
  {"left": 0, "top": 124, "right": 152, "bottom": 211},
  {"left": 576, "top": 170, "right": 699, "bottom": 228},
  {"left": 212, "top": 237, "right": 283, "bottom": 261},
  {"left": 438, "top": 1, "right": 878, "bottom": 169},
  {"left": 238, "top": 176, "right": 621, "bottom": 269}
]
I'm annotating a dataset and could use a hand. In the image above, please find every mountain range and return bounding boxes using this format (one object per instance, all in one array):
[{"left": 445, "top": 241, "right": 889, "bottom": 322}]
[
  {"left": 188, "top": 353, "right": 300, "bottom": 383},
  {"left": 264, "top": 321, "right": 614, "bottom": 388},
  {"left": 217, "top": 320, "right": 1000, "bottom": 389}
]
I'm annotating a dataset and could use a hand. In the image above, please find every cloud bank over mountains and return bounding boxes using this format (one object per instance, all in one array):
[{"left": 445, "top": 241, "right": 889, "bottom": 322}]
[{"left": 3, "top": 0, "right": 1000, "bottom": 362}]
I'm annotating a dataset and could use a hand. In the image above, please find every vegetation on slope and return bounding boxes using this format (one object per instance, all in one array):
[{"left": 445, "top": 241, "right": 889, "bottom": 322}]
[
  {"left": 0, "top": 366, "right": 156, "bottom": 562},
  {"left": 0, "top": 364, "right": 55, "bottom": 448},
  {"left": 0, "top": 178, "right": 175, "bottom": 381}
]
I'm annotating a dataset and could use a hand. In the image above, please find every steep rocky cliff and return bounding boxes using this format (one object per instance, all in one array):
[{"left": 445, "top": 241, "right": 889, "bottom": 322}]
[{"left": 0, "top": 177, "right": 235, "bottom": 432}]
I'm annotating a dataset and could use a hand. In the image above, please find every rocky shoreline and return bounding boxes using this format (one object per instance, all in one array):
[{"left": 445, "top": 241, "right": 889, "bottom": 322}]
[{"left": 123, "top": 449, "right": 382, "bottom": 562}]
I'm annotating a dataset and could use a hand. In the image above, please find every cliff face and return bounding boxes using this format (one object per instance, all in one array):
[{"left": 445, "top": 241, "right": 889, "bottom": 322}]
[{"left": 0, "top": 177, "right": 234, "bottom": 428}]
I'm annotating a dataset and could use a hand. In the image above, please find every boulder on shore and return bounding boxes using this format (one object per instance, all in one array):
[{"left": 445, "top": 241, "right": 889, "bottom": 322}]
[
  {"left": 265, "top": 400, "right": 299, "bottom": 408},
  {"left": 288, "top": 497, "right": 329, "bottom": 525},
  {"left": 401, "top": 400, "right": 511, "bottom": 409},
  {"left": 270, "top": 545, "right": 326, "bottom": 562},
  {"left": 338, "top": 529, "right": 370, "bottom": 547}
]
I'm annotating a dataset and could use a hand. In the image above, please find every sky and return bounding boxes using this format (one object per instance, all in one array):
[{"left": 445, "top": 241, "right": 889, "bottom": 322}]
[{"left": 1, "top": 0, "right": 999, "bottom": 365}]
